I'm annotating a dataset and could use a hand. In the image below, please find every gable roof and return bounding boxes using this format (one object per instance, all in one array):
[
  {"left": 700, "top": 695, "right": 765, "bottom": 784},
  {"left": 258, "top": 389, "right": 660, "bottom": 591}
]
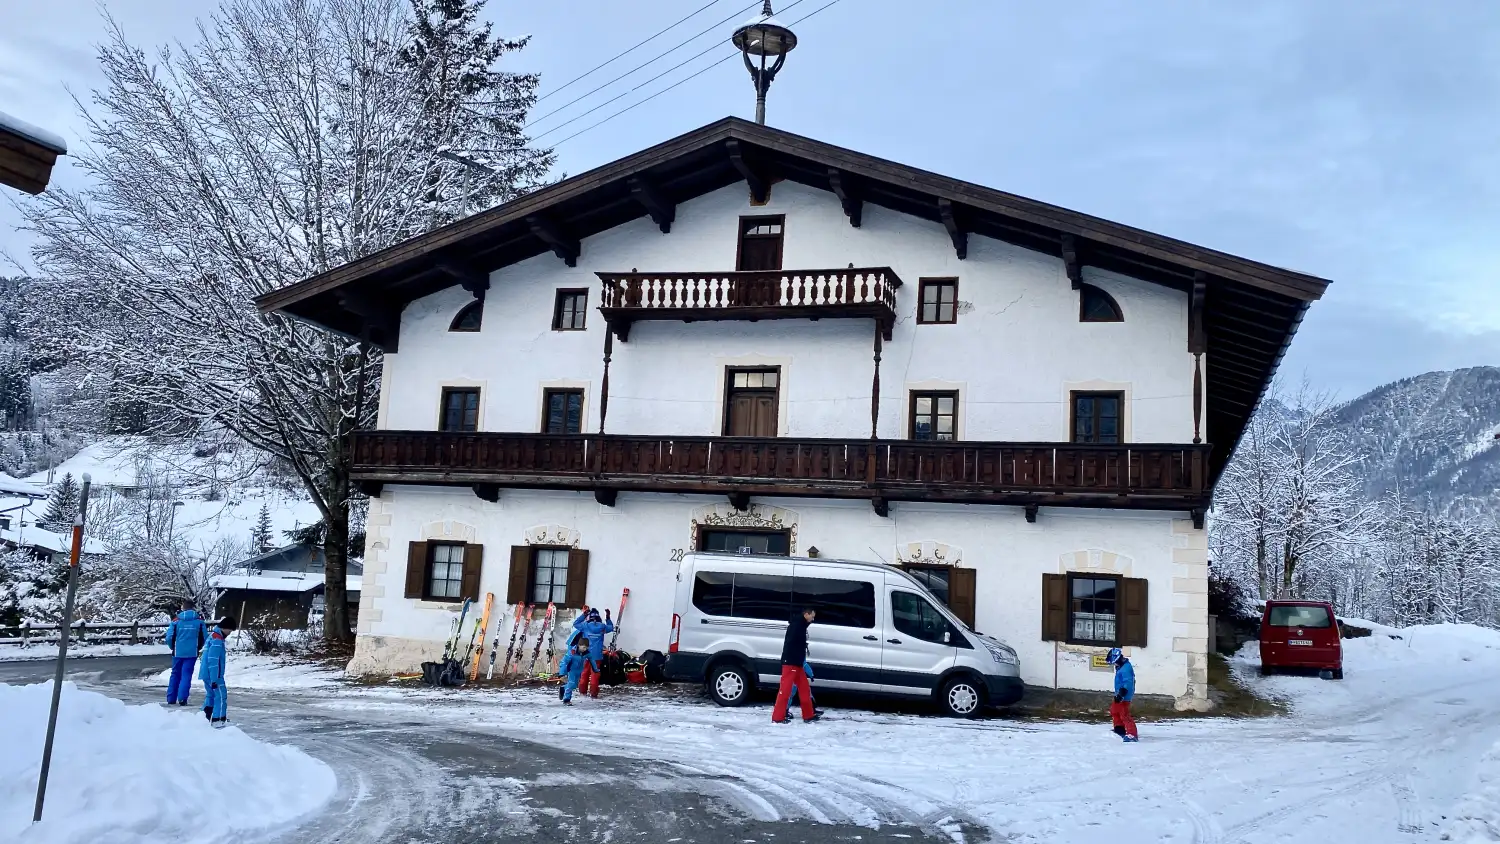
[{"left": 257, "top": 116, "right": 1329, "bottom": 478}]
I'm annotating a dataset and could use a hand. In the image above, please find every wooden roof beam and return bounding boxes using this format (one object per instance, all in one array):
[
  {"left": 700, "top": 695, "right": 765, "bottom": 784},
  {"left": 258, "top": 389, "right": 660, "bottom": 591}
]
[
  {"left": 1189, "top": 273, "right": 1207, "bottom": 354},
  {"left": 1061, "top": 234, "right": 1083, "bottom": 290},
  {"left": 336, "top": 291, "right": 400, "bottom": 353},
  {"left": 526, "top": 214, "right": 579, "bottom": 267},
  {"left": 937, "top": 198, "right": 967, "bottom": 260},
  {"left": 726, "top": 139, "right": 769, "bottom": 204},
  {"left": 438, "top": 262, "right": 489, "bottom": 301},
  {"left": 827, "top": 168, "right": 862, "bottom": 228},
  {"left": 628, "top": 175, "right": 674, "bottom": 234}
]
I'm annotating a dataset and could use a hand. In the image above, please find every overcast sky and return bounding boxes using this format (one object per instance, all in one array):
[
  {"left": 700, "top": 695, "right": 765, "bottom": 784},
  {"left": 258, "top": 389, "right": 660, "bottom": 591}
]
[{"left": 3, "top": 0, "right": 1498, "bottom": 399}]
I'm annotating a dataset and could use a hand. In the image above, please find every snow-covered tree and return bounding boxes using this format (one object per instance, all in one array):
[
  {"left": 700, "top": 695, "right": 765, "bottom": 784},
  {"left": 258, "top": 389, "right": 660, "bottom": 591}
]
[
  {"left": 251, "top": 502, "right": 275, "bottom": 554},
  {"left": 38, "top": 472, "right": 80, "bottom": 533},
  {"left": 19, "top": 0, "right": 551, "bottom": 644}
]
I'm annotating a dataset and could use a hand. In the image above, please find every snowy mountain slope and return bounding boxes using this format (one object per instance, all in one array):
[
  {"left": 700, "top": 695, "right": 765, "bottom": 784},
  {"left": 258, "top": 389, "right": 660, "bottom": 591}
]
[{"left": 1331, "top": 366, "right": 1500, "bottom": 517}]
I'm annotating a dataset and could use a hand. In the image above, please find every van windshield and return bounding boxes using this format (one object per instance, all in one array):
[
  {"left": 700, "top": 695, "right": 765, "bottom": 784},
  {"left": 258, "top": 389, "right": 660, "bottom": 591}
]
[{"left": 1267, "top": 605, "right": 1332, "bottom": 628}]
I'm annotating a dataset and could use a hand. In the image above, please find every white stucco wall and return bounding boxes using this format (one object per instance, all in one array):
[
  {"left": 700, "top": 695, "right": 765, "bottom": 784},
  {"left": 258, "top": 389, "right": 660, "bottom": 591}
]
[
  {"left": 378, "top": 180, "right": 1200, "bottom": 442},
  {"left": 353, "top": 486, "right": 1210, "bottom": 705}
]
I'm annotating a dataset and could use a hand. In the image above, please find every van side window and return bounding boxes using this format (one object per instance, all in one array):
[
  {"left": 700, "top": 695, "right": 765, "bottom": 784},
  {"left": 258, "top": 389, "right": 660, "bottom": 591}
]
[
  {"left": 794, "top": 577, "right": 875, "bottom": 628},
  {"left": 692, "top": 571, "right": 734, "bottom": 616},
  {"left": 891, "top": 591, "right": 957, "bottom": 645},
  {"left": 731, "top": 574, "right": 794, "bottom": 620}
]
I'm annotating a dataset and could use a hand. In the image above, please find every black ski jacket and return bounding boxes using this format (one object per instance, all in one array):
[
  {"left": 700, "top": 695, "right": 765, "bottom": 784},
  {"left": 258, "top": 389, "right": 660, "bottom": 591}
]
[{"left": 781, "top": 614, "right": 811, "bottom": 666}]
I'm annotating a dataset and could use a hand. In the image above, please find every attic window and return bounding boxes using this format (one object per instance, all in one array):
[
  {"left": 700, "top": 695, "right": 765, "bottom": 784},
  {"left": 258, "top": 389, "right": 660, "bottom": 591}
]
[
  {"left": 1079, "top": 284, "right": 1123, "bottom": 322},
  {"left": 450, "top": 301, "right": 483, "bottom": 332}
]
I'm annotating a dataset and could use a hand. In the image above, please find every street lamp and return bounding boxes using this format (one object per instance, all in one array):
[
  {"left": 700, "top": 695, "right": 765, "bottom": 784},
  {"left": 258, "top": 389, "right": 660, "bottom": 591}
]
[{"left": 732, "top": 1, "right": 798, "bottom": 125}]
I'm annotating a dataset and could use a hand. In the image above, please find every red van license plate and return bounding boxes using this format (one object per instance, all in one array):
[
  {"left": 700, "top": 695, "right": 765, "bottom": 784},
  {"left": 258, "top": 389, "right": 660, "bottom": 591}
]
[{"left": 1288, "top": 639, "right": 1313, "bottom": 646}]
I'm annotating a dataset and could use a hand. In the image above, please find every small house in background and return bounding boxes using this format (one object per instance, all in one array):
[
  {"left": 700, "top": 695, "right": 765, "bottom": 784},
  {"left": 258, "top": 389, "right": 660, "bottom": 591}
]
[
  {"left": 210, "top": 542, "right": 362, "bottom": 630},
  {"left": 0, "top": 110, "right": 66, "bottom": 194}
]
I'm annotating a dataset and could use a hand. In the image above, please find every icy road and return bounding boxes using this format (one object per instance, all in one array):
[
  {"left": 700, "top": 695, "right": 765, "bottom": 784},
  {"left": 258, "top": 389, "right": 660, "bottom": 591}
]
[{"left": 4, "top": 623, "right": 1500, "bottom": 843}]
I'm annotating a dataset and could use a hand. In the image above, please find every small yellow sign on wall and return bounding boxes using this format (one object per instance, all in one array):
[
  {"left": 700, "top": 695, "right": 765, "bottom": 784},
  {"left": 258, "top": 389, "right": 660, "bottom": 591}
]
[{"left": 1090, "top": 654, "right": 1113, "bottom": 671}]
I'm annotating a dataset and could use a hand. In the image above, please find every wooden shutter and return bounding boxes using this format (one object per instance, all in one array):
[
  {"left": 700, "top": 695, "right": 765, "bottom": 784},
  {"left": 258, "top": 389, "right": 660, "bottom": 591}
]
[
  {"left": 1119, "top": 577, "right": 1149, "bottom": 647},
  {"left": 460, "top": 544, "right": 484, "bottom": 601},
  {"left": 404, "top": 541, "right": 429, "bottom": 599},
  {"left": 565, "top": 549, "right": 590, "bottom": 608},
  {"left": 948, "top": 567, "right": 977, "bottom": 629},
  {"left": 506, "top": 546, "right": 530, "bottom": 604},
  {"left": 1041, "top": 573, "right": 1067, "bottom": 641}
]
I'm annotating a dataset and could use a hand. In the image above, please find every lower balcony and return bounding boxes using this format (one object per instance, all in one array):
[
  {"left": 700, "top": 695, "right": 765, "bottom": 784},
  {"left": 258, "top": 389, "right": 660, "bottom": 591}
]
[{"left": 350, "top": 432, "right": 1211, "bottom": 519}]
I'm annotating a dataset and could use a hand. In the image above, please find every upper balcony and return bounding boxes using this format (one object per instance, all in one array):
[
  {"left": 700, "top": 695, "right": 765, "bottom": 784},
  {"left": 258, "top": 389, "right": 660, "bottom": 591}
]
[
  {"left": 596, "top": 266, "right": 902, "bottom": 341},
  {"left": 350, "top": 431, "right": 1211, "bottom": 520}
]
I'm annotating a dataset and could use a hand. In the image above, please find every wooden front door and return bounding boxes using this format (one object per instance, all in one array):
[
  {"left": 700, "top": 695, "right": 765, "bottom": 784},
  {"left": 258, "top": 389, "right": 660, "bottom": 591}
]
[{"left": 724, "top": 368, "right": 779, "bottom": 437}]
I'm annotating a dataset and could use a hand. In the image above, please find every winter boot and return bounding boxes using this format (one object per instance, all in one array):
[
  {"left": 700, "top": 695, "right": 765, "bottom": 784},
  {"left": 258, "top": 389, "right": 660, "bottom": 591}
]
[
  {"left": 1112, "top": 725, "right": 1127, "bottom": 737},
  {"left": 562, "top": 698, "right": 573, "bottom": 706},
  {"left": 203, "top": 707, "right": 212, "bottom": 721},
  {"left": 803, "top": 712, "right": 823, "bottom": 723},
  {"left": 558, "top": 685, "right": 565, "bottom": 701},
  {"left": 1122, "top": 734, "right": 1138, "bottom": 743}
]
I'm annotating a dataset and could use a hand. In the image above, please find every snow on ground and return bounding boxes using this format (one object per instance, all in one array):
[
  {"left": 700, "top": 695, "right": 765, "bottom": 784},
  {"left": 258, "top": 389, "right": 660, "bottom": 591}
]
[
  {"left": 317, "top": 624, "right": 1500, "bottom": 843},
  {"left": 0, "top": 643, "right": 170, "bottom": 663},
  {"left": 0, "top": 681, "right": 334, "bottom": 844},
  {"left": 144, "top": 652, "right": 344, "bottom": 691}
]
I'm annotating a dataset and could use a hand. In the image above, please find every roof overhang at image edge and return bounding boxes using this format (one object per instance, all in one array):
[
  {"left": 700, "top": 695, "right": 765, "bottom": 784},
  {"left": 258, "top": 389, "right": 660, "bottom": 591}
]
[{"left": 255, "top": 116, "right": 1330, "bottom": 482}]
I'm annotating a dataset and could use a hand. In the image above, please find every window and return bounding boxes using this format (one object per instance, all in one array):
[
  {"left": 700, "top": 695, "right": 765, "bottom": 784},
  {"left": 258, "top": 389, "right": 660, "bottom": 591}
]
[
  {"left": 917, "top": 278, "right": 958, "bottom": 324},
  {"left": 891, "top": 590, "right": 959, "bottom": 645},
  {"left": 903, "top": 566, "right": 950, "bottom": 606},
  {"left": 1267, "top": 605, "right": 1332, "bottom": 628},
  {"left": 699, "top": 528, "right": 791, "bottom": 555},
  {"left": 736, "top": 215, "right": 784, "bottom": 271},
  {"left": 426, "top": 543, "right": 466, "bottom": 600},
  {"left": 530, "top": 547, "right": 569, "bottom": 604},
  {"left": 1071, "top": 391, "right": 1122, "bottom": 444},
  {"left": 909, "top": 391, "right": 958, "bottom": 441},
  {"left": 1079, "top": 284, "right": 1123, "bottom": 322},
  {"left": 1043, "top": 573, "right": 1147, "bottom": 647},
  {"left": 900, "top": 563, "right": 977, "bottom": 628},
  {"left": 731, "top": 573, "right": 794, "bottom": 621},
  {"left": 1069, "top": 574, "right": 1118, "bottom": 644},
  {"left": 723, "top": 367, "right": 780, "bottom": 437},
  {"left": 439, "top": 388, "right": 480, "bottom": 432},
  {"left": 542, "top": 389, "right": 584, "bottom": 434},
  {"left": 552, "top": 289, "right": 587, "bottom": 331},
  {"left": 793, "top": 576, "right": 876, "bottom": 628},
  {"left": 449, "top": 301, "right": 483, "bottom": 332},
  {"left": 692, "top": 571, "right": 735, "bottom": 617}
]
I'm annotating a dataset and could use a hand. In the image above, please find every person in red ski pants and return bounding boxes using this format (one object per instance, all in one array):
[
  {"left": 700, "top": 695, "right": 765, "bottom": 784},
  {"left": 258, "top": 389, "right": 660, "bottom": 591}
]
[
  {"left": 572, "top": 608, "right": 613, "bottom": 699},
  {"left": 772, "top": 607, "right": 820, "bottom": 723}
]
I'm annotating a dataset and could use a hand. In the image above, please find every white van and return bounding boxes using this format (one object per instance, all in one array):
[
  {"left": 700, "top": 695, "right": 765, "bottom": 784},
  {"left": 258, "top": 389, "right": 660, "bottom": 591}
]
[{"left": 664, "top": 552, "right": 1023, "bottom": 717}]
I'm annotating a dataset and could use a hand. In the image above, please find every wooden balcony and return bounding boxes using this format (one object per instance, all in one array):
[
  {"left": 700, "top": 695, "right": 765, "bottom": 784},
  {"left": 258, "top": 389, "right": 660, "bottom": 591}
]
[
  {"left": 351, "top": 431, "right": 1211, "bottom": 517},
  {"left": 596, "top": 267, "right": 903, "bottom": 341}
]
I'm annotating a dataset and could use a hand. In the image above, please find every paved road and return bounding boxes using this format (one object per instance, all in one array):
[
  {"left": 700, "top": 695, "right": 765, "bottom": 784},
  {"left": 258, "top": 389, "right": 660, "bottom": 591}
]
[{"left": 1, "top": 656, "right": 959, "bottom": 843}]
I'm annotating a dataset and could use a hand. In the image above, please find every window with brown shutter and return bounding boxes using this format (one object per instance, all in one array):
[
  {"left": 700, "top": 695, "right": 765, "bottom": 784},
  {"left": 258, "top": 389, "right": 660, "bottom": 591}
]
[
  {"left": 405, "top": 541, "right": 482, "bottom": 603},
  {"left": 505, "top": 545, "right": 589, "bottom": 608},
  {"left": 506, "top": 546, "right": 530, "bottom": 604},
  {"left": 459, "top": 544, "right": 484, "bottom": 601},
  {"left": 736, "top": 215, "right": 784, "bottom": 271},
  {"left": 566, "top": 549, "right": 590, "bottom": 609},
  {"left": 1118, "top": 577, "right": 1148, "bottom": 647},
  {"left": 1041, "top": 573, "right": 1068, "bottom": 640},
  {"left": 404, "top": 541, "right": 429, "bottom": 599}
]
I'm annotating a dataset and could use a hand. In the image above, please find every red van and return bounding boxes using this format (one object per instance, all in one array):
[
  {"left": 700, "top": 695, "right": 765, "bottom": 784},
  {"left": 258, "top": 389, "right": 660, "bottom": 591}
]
[{"left": 1259, "top": 600, "right": 1342, "bottom": 678}]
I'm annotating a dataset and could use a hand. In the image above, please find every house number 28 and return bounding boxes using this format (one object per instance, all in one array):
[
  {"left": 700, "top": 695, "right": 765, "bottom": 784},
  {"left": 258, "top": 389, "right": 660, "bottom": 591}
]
[{"left": 669, "top": 549, "right": 685, "bottom": 563}]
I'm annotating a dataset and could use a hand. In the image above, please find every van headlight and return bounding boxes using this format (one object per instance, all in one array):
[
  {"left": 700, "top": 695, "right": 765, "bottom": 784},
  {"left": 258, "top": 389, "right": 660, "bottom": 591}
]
[{"left": 984, "top": 641, "right": 1018, "bottom": 666}]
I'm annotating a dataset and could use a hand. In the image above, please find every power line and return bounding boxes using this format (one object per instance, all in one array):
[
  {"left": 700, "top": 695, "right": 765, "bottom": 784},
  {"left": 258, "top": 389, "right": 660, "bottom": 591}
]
[
  {"left": 524, "top": 1, "right": 767, "bottom": 131},
  {"left": 534, "top": 0, "right": 734, "bottom": 105},
  {"left": 552, "top": 0, "right": 843, "bottom": 149}
]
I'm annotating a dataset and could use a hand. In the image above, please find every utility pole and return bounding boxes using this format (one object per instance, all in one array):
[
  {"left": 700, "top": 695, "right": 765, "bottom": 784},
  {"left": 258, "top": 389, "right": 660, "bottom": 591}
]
[{"left": 33, "top": 473, "right": 92, "bottom": 823}]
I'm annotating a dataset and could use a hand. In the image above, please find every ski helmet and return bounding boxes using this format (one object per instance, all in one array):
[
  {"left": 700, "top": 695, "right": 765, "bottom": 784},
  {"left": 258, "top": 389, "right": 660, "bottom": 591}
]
[{"left": 1106, "top": 647, "right": 1123, "bottom": 665}]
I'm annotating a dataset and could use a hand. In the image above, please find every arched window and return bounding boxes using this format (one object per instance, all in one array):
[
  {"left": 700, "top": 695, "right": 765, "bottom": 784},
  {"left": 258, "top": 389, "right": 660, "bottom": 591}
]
[
  {"left": 1079, "top": 284, "right": 1123, "bottom": 322},
  {"left": 449, "top": 301, "right": 483, "bottom": 332}
]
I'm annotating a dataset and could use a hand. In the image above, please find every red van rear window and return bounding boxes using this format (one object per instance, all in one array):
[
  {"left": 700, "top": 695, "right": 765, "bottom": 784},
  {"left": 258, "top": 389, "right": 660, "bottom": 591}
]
[{"left": 1267, "top": 605, "right": 1332, "bottom": 628}]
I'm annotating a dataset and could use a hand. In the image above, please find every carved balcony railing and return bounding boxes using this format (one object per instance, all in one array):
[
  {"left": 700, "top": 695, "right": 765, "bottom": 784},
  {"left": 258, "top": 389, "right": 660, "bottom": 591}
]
[
  {"left": 596, "top": 267, "right": 903, "bottom": 340},
  {"left": 351, "top": 431, "right": 1211, "bottom": 515}
]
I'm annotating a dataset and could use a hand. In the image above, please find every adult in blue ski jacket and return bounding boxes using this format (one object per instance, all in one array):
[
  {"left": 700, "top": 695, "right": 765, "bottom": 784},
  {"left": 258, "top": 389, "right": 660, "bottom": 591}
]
[
  {"left": 572, "top": 608, "right": 614, "bottom": 699},
  {"left": 163, "top": 609, "right": 206, "bottom": 706},
  {"left": 555, "top": 640, "right": 590, "bottom": 704},
  {"left": 198, "top": 616, "right": 237, "bottom": 725},
  {"left": 1107, "top": 647, "right": 1138, "bottom": 741}
]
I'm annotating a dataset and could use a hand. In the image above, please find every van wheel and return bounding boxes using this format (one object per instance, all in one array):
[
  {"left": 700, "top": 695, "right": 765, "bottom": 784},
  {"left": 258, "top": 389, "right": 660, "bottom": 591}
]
[
  {"left": 1259, "top": 665, "right": 1276, "bottom": 677},
  {"left": 1330, "top": 668, "right": 1343, "bottom": 680},
  {"left": 707, "top": 663, "right": 752, "bottom": 707},
  {"left": 939, "top": 676, "right": 985, "bottom": 718}
]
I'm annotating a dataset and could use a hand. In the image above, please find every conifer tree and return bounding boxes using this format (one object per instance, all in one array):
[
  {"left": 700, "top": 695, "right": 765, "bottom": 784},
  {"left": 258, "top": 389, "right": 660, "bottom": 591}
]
[
  {"left": 39, "top": 472, "right": 80, "bottom": 533},
  {"left": 251, "top": 502, "right": 275, "bottom": 554}
]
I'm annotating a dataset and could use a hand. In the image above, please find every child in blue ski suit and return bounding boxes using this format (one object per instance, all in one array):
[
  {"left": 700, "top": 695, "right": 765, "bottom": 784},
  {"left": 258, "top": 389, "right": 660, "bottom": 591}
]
[
  {"left": 556, "top": 639, "right": 590, "bottom": 705},
  {"left": 572, "top": 607, "right": 614, "bottom": 699},
  {"left": 1106, "top": 647, "right": 1138, "bottom": 741},
  {"left": 163, "top": 608, "right": 207, "bottom": 706},
  {"left": 199, "top": 616, "right": 237, "bottom": 726}
]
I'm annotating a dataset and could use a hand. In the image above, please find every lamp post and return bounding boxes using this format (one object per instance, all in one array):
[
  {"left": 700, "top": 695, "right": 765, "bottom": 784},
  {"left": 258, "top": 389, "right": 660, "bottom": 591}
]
[{"left": 732, "top": 1, "right": 798, "bottom": 125}]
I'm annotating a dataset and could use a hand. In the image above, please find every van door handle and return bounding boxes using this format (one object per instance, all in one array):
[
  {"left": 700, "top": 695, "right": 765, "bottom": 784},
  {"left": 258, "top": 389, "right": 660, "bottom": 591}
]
[
  {"left": 887, "top": 638, "right": 902, "bottom": 644},
  {"left": 863, "top": 635, "right": 878, "bottom": 641}
]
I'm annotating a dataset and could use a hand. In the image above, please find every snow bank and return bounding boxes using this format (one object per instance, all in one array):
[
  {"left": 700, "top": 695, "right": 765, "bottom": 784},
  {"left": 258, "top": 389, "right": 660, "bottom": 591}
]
[
  {"left": 0, "top": 643, "right": 169, "bottom": 663},
  {"left": 1445, "top": 738, "right": 1500, "bottom": 842},
  {"left": 0, "top": 682, "right": 335, "bottom": 843}
]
